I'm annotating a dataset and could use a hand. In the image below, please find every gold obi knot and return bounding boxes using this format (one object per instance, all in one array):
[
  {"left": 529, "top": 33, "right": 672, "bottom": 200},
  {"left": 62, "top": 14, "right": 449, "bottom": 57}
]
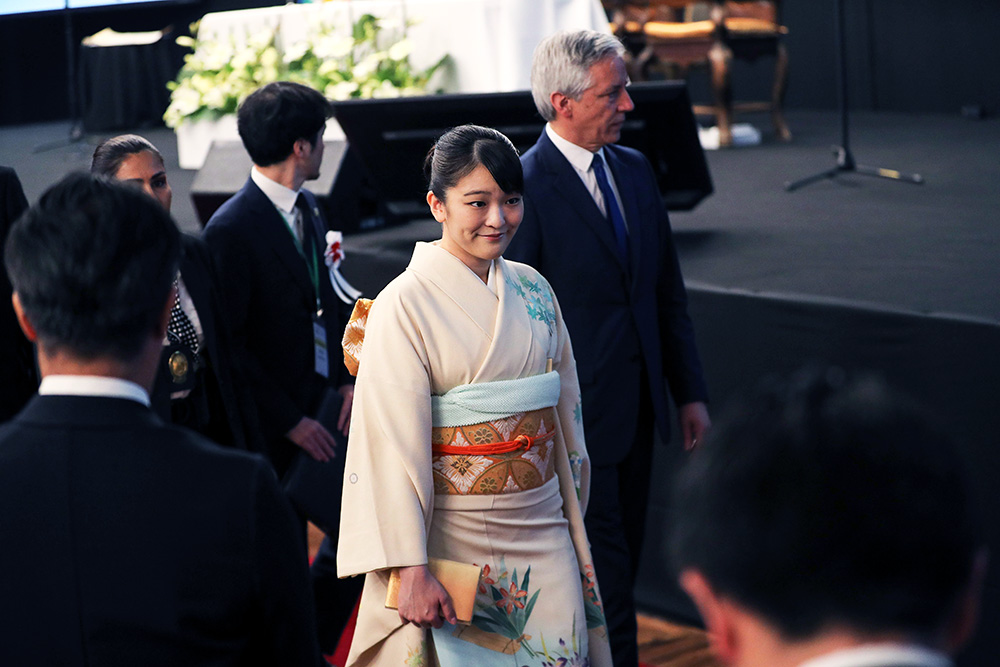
[{"left": 431, "top": 407, "right": 557, "bottom": 495}]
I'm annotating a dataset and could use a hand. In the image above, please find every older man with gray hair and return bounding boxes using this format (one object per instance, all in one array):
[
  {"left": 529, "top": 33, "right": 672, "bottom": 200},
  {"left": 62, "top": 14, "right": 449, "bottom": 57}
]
[{"left": 505, "top": 29, "right": 711, "bottom": 667}]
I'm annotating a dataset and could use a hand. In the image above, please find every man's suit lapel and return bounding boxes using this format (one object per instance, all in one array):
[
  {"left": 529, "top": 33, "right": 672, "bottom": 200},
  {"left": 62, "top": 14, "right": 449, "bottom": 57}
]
[
  {"left": 536, "top": 132, "right": 630, "bottom": 277},
  {"left": 240, "top": 180, "right": 316, "bottom": 310},
  {"left": 604, "top": 147, "right": 646, "bottom": 295},
  {"left": 179, "top": 239, "right": 216, "bottom": 351}
]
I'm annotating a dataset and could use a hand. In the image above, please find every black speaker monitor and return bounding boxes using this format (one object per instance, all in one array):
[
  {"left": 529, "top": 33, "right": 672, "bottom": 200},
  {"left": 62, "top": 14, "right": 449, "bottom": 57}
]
[
  {"left": 331, "top": 81, "right": 713, "bottom": 221},
  {"left": 191, "top": 140, "right": 374, "bottom": 230}
]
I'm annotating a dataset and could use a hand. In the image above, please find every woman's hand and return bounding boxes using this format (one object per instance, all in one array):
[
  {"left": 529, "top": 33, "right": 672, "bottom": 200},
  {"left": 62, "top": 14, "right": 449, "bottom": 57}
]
[{"left": 396, "top": 564, "right": 458, "bottom": 629}]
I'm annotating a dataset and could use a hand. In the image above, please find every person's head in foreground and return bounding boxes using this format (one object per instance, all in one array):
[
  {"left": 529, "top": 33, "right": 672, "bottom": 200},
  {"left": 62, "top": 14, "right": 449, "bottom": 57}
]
[
  {"left": 670, "top": 366, "right": 987, "bottom": 667},
  {"left": 424, "top": 124, "right": 524, "bottom": 282},
  {"left": 91, "top": 134, "right": 172, "bottom": 212},
  {"left": 238, "top": 80, "right": 331, "bottom": 179},
  {"left": 531, "top": 29, "right": 634, "bottom": 151},
  {"left": 4, "top": 172, "right": 180, "bottom": 386}
]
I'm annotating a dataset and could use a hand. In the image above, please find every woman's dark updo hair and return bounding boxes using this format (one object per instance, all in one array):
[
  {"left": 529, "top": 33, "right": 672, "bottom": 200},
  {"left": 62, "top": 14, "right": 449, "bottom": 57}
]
[
  {"left": 91, "top": 134, "right": 163, "bottom": 178},
  {"left": 423, "top": 125, "right": 523, "bottom": 200}
]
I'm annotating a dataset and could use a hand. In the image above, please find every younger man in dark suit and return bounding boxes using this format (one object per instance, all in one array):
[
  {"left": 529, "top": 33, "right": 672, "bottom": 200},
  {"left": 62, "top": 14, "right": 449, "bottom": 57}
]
[
  {"left": 505, "top": 29, "right": 711, "bottom": 666},
  {"left": 0, "top": 173, "right": 320, "bottom": 666},
  {"left": 671, "top": 368, "right": 986, "bottom": 667},
  {"left": 203, "top": 80, "right": 353, "bottom": 475},
  {"left": 203, "top": 81, "right": 360, "bottom": 653}
]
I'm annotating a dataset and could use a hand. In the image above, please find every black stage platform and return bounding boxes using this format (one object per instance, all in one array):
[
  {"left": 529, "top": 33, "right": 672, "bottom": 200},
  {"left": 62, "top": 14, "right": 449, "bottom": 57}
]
[{"left": 2, "top": 110, "right": 998, "bottom": 663}]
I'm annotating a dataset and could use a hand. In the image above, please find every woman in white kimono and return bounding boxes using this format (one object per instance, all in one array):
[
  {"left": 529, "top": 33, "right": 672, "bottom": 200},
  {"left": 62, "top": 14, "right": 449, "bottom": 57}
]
[{"left": 338, "top": 125, "right": 612, "bottom": 667}]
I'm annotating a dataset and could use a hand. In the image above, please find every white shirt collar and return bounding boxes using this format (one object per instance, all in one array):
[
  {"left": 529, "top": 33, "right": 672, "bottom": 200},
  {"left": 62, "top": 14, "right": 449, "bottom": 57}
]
[
  {"left": 38, "top": 375, "right": 150, "bottom": 407},
  {"left": 545, "top": 122, "right": 607, "bottom": 172},
  {"left": 251, "top": 166, "right": 300, "bottom": 215},
  {"left": 798, "top": 644, "right": 952, "bottom": 667}
]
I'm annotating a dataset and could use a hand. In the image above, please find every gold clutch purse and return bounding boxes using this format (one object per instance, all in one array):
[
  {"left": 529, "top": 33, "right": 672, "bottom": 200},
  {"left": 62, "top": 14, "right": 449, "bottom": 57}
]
[{"left": 385, "top": 558, "right": 483, "bottom": 624}]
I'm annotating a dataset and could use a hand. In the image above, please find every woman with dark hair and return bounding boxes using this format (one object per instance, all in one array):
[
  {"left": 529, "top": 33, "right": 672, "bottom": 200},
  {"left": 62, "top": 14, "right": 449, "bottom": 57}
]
[
  {"left": 91, "top": 135, "right": 258, "bottom": 452},
  {"left": 337, "top": 125, "right": 612, "bottom": 666}
]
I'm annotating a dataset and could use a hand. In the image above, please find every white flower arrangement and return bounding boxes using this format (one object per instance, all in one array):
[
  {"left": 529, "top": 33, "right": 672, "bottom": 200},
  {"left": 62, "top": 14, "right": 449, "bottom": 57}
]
[
  {"left": 164, "top": 22, "right": 281, "bottom": 128},
  {"left": 164, "top": 15, "right": 449, "bottom": 129},
  {"left": 283, "top": 14, "right": 448, "bottom": 102}
]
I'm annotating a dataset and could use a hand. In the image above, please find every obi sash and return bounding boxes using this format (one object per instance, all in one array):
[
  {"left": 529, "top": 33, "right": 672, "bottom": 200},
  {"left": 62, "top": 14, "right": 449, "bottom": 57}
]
[{"left": 431, "top": 372, "right": 561, "bottom": 496}]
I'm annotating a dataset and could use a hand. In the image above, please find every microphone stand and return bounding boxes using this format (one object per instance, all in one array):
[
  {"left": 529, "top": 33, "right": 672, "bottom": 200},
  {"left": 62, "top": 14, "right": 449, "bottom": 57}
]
[
  {"left": 34, "top": 0, "right": 85, "bottom": 153},
  {"left": 785, "top": 0, "right": 922, "bottom": 191}
]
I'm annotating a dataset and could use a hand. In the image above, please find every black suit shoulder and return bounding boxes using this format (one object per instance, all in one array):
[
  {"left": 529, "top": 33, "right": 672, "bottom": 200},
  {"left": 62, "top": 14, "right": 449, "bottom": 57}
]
[
  {"left": 0, "top": 396, "right": 320, "bottom": 666},
  {"left": 204, "top": 179, "right": 270, "bottom": 231}
]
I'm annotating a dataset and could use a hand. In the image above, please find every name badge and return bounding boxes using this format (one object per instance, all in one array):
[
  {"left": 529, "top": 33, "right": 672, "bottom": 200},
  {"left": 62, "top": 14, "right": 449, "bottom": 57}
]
[{"left": 314, "top": 318, "right": 329, "bottom": 378}]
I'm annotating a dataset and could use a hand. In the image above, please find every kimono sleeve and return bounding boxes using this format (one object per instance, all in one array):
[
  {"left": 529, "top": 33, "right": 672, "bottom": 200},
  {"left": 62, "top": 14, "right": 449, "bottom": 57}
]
[
  {"left": 545, "top": 276, "right": 592, "bottom": 515},
  {"left": 336, "top": 282, "right": 436, "bottom": 577}
]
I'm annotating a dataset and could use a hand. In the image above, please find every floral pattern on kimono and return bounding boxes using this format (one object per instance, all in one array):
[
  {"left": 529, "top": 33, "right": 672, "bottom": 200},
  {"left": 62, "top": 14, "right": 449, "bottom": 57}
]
[{"left": 337, "top": 242, "right": 611, "bottom": 667}]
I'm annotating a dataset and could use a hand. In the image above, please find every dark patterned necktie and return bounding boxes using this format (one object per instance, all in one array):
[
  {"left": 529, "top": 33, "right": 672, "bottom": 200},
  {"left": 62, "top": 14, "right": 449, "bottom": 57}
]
[
  {"left": 168, "top": 282, "right": 200, "bottom": 354},
  {"left": 295, "top": 194, "right": 319, "bottom": 254}
]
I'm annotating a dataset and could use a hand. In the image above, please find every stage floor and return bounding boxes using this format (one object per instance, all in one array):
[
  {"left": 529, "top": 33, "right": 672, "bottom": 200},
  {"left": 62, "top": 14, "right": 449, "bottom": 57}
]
[
  {"left": 3, "top": 109, "right": 996, "bottom": 322},
  {"left": 3, "top": 110, "right": 999, "bottom": 664}
]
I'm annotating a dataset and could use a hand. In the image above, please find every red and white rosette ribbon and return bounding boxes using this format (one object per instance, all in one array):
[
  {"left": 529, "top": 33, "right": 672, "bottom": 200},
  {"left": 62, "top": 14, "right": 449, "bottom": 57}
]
[{"left": 324, "top": 230, "right": 362, "bottom": 304}]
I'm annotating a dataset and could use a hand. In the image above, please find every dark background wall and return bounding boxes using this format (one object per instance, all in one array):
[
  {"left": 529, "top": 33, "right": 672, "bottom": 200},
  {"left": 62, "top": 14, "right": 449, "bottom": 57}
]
[
  {"left": 0, "top": 0, "right": 280, "bottom": 128},
  {"left": 1, "top": 0, "right": 999, "bottom": 127}
]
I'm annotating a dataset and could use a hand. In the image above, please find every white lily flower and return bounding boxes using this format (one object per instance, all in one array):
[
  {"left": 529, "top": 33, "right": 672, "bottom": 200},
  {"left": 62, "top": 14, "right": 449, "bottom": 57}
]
[
  {"left": 203, "top": 86, "right": 228, "bottom": 110},
  {"left": 387, "top": 39, "right": 412, "bottom": 61},
  {"left": 170, "top": 85, "right": 203, "bottom": 117},
  {"left": 318, "top": 59, "right": 341, "bottom": 78},
  {"left": 325, "top": 80, "right": 358, "bottom": 100},
  {"left": 283, "top": 40, "right": 311, "bottom": 64},
  {"left": 352, "top": 52, "right": 381, "bottom": 79},
  {"left": 260, "top": 46, "right": 279, "bottom": 68},
  {"left": 371, "top": 80, "right": 402, "bottom": 98}
]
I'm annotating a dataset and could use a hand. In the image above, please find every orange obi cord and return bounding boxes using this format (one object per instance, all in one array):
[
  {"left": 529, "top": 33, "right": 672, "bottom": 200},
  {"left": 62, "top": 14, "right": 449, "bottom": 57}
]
[
  {"left": 432, "top": 433, "right": 549, "bottom": 456},
  {"left": 431, "top": 408, "right": 558, "bottom": 496}
]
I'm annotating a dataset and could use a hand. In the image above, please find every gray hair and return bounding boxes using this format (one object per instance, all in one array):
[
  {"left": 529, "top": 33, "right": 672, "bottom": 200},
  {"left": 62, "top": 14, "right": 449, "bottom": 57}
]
[{"left": 530, "top": 30, "right": 626, "bottom": 121}]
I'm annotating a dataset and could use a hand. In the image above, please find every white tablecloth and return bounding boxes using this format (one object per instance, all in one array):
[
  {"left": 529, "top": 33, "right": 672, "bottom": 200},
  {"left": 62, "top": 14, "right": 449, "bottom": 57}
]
[{"left": 197, "top": 0, "right": 610, "bottom": 94}]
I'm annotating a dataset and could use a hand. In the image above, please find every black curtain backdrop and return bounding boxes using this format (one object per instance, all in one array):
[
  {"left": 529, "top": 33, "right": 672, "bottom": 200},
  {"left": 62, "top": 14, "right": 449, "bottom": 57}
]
[
  {"left": 635, "top": 284, "right": 1000, "bottom": 666},
  {"left": 79, "top": 34, "right": 181, "bottom": 132}
]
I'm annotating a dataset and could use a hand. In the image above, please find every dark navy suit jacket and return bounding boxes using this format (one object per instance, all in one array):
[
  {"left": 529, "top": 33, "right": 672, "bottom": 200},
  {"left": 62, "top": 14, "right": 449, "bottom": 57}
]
[
  {"left": 505, "top": 130, "right": 708, "bottom": 465},
  {"left": 0, "top": 394, "right": 320, "bottom": 666},
  {"left": 203, "top": 179, "right": 352, "bottom": 473}
]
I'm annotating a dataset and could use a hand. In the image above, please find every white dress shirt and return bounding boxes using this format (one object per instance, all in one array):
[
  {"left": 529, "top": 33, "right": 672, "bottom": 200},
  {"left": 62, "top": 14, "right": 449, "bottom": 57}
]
[
  {"left": 798, "top": 644, "right": 953, "bottom": 667},
  {"left": 39, "top": 375, "right": 150, "bottom": 407},
  {"left": 545, "top": 123, "right": 628, "bottom": 233},
  {"left": 251, "top": 166, "right": 302, "bottom": 242}
]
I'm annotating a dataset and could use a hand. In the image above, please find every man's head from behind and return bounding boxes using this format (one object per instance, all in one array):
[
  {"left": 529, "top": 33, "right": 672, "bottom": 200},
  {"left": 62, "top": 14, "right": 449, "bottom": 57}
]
[
  {"left": 531, "top": 30, "right": 633, "bottom": 151},
  {"left": 670, "top": 367, "right": 985, "bottom": 665},
  {"left": 238, "top": 80, "right": 331, "bottom": 169},
  {"left": 4, "top": 172, "right": 180, "bottom": 366}
]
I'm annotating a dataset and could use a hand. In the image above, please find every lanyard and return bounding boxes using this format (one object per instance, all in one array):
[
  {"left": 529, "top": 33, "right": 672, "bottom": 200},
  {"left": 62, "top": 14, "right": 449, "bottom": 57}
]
[{"left": 285, "top": 209, "right": 324, "bottom": 317}]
